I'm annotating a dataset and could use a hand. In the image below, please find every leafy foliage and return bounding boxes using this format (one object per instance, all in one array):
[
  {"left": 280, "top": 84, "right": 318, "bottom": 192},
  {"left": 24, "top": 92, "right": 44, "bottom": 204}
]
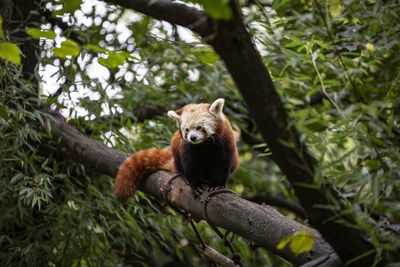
[
  {"left": 27, "top": 28, "right": 57, "bottom": 40},
  {"left": 1, "top": 0, "right": 399, "bottom": 266},
  {"left": 0, "top": 42, "right": 20, "bottom": 65},
  {"left": 0, "top": 15, "right": 21, "bottom": 65},
  {"left": 52, "top": 39, "right": 81, "bottom": 58},
  {"left": 248, "top": 0, "right": 400, "bottom": 262}
]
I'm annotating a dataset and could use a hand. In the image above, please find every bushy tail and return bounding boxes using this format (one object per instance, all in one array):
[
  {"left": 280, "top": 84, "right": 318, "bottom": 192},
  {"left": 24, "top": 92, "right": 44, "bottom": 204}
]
[{"left": 114, "top": 148, "right": 175, "bottom": 201}]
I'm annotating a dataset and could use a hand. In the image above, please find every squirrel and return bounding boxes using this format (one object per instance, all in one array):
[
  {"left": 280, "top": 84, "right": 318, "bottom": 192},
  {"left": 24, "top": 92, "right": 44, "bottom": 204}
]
[{"left": 114, "top": 98, "right": 239, "bottom": 201}]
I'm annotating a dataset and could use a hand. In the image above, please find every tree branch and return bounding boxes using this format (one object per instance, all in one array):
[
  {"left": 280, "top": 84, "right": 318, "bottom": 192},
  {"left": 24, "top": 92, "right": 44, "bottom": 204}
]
[
  {"left": 48, "top": 113, "right": 340, "bottom": 266},
  {"left": 104, "top": 0, "right": 213, "bottom": 37},
  {"left": 246, "top": 194, "right": 307, "bottom": 219}
]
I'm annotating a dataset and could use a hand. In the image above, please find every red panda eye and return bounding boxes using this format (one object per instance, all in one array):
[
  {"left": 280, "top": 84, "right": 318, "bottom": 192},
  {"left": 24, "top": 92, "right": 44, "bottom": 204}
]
[
  {"left": 185, "top": 128, "right": 189, "bottom": 132},
  {"left": 196, "top": 126, "right": 202, "bottom": 130}
]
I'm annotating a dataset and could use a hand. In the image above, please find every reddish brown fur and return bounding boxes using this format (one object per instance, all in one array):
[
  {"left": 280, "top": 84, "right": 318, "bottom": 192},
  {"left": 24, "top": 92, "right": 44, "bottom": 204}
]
[{"left": 114, "top": 148, "right": 176, "bottom": 201}]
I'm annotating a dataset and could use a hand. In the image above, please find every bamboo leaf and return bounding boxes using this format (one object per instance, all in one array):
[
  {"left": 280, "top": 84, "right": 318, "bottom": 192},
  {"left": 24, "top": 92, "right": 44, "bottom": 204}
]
[
  {"left": 27, "top": 28, "right": 57, "bottom": 40},
  {"left": 52, "top": 39, "right": 80, "bottom": 58},
  {"left": 0, "top": 42, "right": 21, "bottom": 65},
  {"left": 289, "top": 230, "right": 314, "bottom": 255}
]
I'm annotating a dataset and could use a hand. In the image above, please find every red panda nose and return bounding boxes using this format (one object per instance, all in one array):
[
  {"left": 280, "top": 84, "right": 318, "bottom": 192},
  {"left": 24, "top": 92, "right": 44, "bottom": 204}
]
[{"left": 190, "top": 136, "right": 197, "bottom": 142}]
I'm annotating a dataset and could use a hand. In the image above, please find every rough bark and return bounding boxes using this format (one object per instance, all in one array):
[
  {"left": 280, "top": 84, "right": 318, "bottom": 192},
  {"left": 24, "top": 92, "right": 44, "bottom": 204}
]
[
  {"left": 0, "top": 0, "right": 12, "bottom": 29},
  {"left": 246, "top": 194, "right": 307, "bottom": 219},
  {"left": 104, "top": 0, "right": 213, "bottom": 36},
  {"left": 98, "top": 0, "right": 377, "bottom": 264},
  {"left": 49, "top": 114, "right": 341, "bottom": 266}
]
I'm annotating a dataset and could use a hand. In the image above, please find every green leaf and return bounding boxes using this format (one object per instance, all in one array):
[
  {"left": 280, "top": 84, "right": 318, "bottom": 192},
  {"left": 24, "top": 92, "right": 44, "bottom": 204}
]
[
  {"left": 0, "top": 15, "right": 4, "bottom": 37},
  {"left": 277, "top": 236, "right": 291, "bottom": 250},
  {"left": 0, "top": 42, "right": 21, "bottom": 65},
  {"left": 289, "top": 230, "right": 314, "bottom": 255},
  {"left": 52, "top": 39, "right": 80, "bottom": 58},
  {"left": 202, "top": 0, "right": 232, "bottom": 20},
  {"left": 367, "top": 159, "right": 381, "bottom": 171},
  {"left": 277, "top": 230, "right": 315, "bottom": 255},
  {"left": 304, "top": 119, "right": 327, "bottom": 132},
  {"left": 0, "top": 105, "right": 9, "bottom": 121},
  {"left": 27, "top": 28, "right": 57, "bottom": 40},
  {"left": 272, "top": 0, "right": 302, "bottom": 16},
  {"left": 284, "top": 35, "right": 302, "bottom": 48},
  {"left": 84, "top": 44, "right": 109, "bottom": 53},
  {"left": 52, "top": 0, "right": 83, "bottom": 16},
  {"left": 201, "top": 52, "right": 219, "bottom": 64},
  {"left": 98, "top": 52, "right": 127, "bottom": 69}
]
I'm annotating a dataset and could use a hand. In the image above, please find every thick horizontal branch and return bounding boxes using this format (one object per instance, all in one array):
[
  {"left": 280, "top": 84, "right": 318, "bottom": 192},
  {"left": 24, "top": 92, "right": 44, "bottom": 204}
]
[{"left": 49, "top": 114, "right": 339, "bottom": 265}]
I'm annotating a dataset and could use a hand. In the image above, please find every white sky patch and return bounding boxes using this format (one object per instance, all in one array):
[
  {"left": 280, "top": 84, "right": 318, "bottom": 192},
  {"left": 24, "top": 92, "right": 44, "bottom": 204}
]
[
  {"left": 102, "top": 130, "right": 118, "bottom": 147},
  {"left": 177, "top": 26, "right": 199, "bottom": 43},
  {"left": 87, "top": 58, "right": 111, "bottom": 81},
  {"left": 132, "top": 62, "right": 150, "bottom": 83},
  {"left": 119, "top": 9, "right": 143, "bottom": 24},
  {"left": 124, "top": 71, "right": 134, "bottom": 82},
  {"left": 116, "top": 23, "right": 132, "bottom": 43},
  {"left": 75, "top": 10, "right": 93, "bottom": 28},
  {"left": 40, "top": 64, "right": 65, "bottom": 95},
  {"left": 93, "top": 0, "right": 108, "bottom": 17},
  {"left": 81, "top": 0, "right": 94, "bottom": 14},
  {"left": 188, "top": 69, "right": 200, "bottom": 82},
  {"left": 103, "top": 20, "right": 116, "bottom": 33},
  {"left": 94, "top": 16, "right": 102, "bottom": 26}
]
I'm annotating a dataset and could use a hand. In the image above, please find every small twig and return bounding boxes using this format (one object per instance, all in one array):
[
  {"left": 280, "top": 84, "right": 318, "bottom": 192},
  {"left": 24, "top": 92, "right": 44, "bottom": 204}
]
[
  {"left": 199, "top": 245, "right": 238, "bottom": 267},
  {"left": 314, "top": 0, "right": 360, "bottom": 99},
  {"left": 309, "top": 47, "right": 342, "bottom": 115}
]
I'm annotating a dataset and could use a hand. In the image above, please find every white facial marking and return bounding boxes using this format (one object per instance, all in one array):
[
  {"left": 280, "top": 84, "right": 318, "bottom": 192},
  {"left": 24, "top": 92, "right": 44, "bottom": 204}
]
[
  {"left": 169, "top": 100, "right": 227, "bottom": 144},
  {"left": 179, "top": 105, "right": 218, "bottom": 144}
]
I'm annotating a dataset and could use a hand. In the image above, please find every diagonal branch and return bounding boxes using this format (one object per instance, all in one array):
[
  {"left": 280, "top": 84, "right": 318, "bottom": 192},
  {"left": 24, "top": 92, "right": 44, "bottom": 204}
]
[
  {"left": 246, "top": 194, "right": 307, "bottom": 219},
  {"left": 48, "top": 113, "right": 339, "bottom": 266},
  {"left": 104, "top": 0, "right": 213, "bottom": 37}
]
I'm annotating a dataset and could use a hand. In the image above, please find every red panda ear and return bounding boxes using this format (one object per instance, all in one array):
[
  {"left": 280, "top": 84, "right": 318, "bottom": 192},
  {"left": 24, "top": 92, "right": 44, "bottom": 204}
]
[
  {"left": 167, "top": 110, "right": 181, "bottom": 121},
  {"left": 209, "top": 98, "right": 225, "bottom": 121},
  {"left": 174, "top": 108, "right": 183, "bottom": 115}
]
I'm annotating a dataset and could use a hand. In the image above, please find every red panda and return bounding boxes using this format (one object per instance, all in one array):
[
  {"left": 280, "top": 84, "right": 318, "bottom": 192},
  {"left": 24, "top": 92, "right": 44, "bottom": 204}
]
[{"left": 114, "top": 98, "right": 239, "bottom": 201}]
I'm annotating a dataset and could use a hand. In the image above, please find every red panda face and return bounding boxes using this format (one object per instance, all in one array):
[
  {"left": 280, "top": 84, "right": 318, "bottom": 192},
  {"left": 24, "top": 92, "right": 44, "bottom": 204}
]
[
  {"left": 180, "top": 109, "right": 217, "bottom": 144},
  {"left": 168, "top": 99, "right": 226, "bottom": 144}
]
